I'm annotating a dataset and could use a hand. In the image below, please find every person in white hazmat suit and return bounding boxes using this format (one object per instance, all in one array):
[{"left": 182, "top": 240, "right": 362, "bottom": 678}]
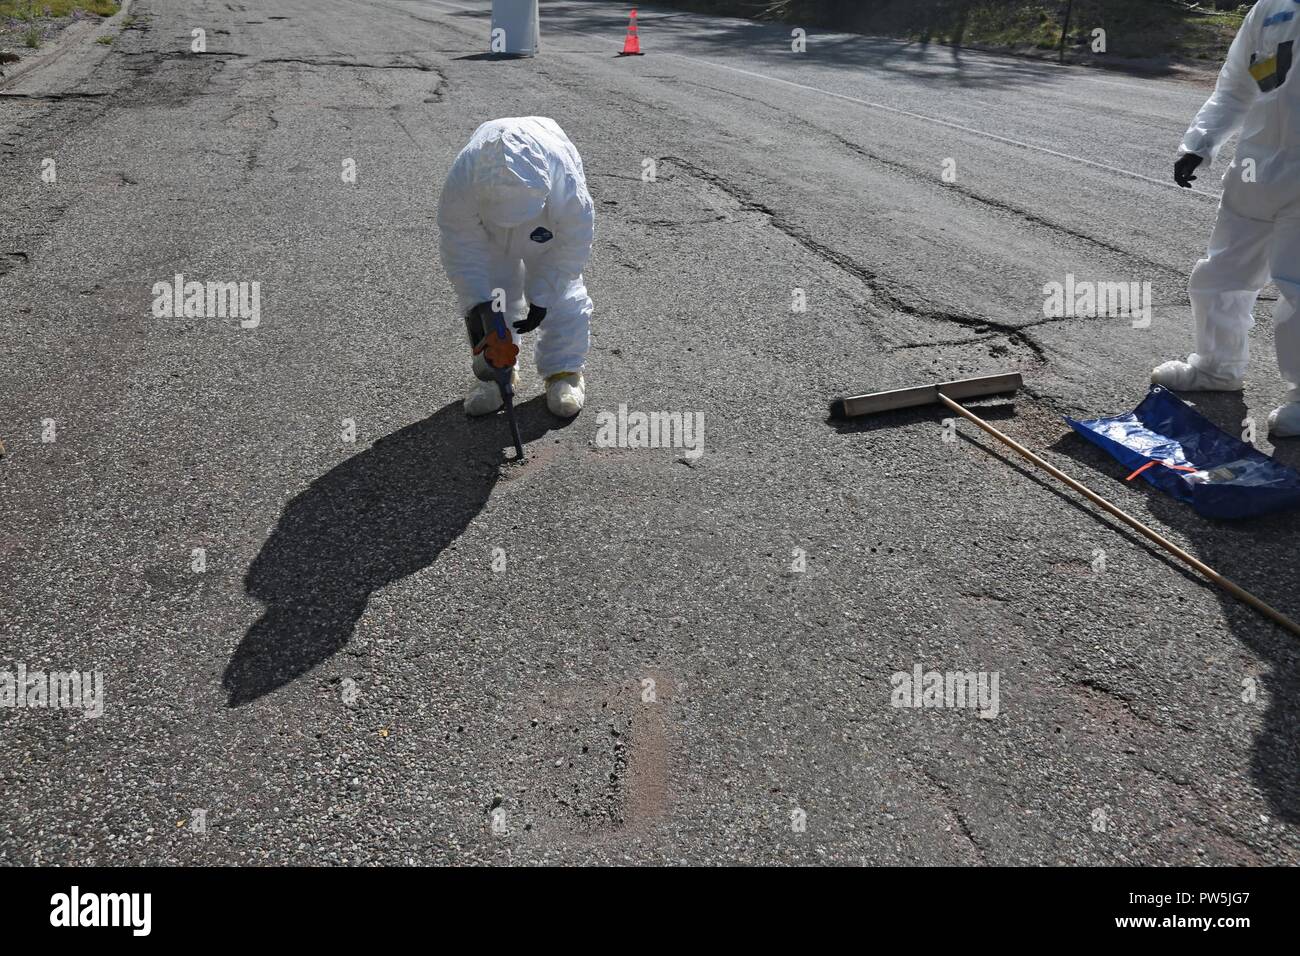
[
  {"left": 1154, "top": 0, "right": 1300, "bottom": 436},
  {"left": 438, "top": 117, "right": 594, "bottom": 418}
]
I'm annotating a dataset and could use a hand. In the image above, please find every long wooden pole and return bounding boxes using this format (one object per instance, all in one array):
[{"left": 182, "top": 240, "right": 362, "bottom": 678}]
[{"left": 936, "top": 392, "right": 1300, "bottom": 638}]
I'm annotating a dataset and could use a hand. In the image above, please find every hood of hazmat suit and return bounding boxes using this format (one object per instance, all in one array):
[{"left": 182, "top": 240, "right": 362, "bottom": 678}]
[
  {"left": 472, "top": 126, "right": 551, "bottom": 227},
  {"left": 438, "top": 117, "right": 595, "bottom": 311}
]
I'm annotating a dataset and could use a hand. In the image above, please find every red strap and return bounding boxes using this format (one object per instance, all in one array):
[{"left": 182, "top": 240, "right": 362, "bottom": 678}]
[{"left": 1127, "top": 460, "right": 1198, "bottom": 482}]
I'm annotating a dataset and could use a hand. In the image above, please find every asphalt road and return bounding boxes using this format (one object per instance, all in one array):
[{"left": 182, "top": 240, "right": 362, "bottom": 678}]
[{"left": 2, "top": 0, "right": 1298, "bottom": 865}]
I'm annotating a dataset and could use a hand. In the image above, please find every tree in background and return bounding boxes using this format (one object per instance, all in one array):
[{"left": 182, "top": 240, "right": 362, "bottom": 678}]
[{"left": 647, "top": 0, "right": 1252, "bottom": 63}]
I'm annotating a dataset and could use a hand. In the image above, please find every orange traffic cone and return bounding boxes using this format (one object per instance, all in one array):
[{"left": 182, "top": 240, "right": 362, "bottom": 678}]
[{"left": 618, "top": 8, "right": 644, "bottom": 56}]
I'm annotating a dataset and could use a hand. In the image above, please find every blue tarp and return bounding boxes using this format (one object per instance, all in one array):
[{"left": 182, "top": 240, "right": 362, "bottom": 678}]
[{"left": 1066, "top": 385, "right": 1300, "bottom": 520}]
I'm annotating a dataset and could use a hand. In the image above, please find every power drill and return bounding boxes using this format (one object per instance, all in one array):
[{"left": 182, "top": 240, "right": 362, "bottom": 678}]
[{"left": 465, "top": 302, "right": 525, "bottom": 460}]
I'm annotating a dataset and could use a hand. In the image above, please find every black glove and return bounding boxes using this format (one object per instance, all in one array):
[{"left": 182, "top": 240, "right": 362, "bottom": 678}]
[
  {"left": 512, "top": 303, "right": 547, "bottom": 334},
  {"left": 1174, "top": 153, "right": 1203, "bottom": 188}
]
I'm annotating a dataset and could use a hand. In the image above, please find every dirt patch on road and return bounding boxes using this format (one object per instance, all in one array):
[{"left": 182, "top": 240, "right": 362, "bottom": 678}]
[{"left": 491, "top": 673, "right": 679, "bottom": 840}]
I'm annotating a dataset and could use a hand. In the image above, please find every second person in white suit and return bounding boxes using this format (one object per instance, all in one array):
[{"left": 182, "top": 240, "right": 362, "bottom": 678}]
[{"left": 1157, "top": 0, "right": 1300, "bottom": 436}]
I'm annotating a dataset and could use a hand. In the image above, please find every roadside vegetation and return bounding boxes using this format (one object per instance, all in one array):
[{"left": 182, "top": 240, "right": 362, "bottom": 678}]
[
  {"left": 645, "top": 1, "right": 1251, "bottom": 66},
  {"left": 0, "top": 1, "right": 118, "bottom": 15},
  {"left": 0, "top": 1, "right": 119, "bottom": 52}
]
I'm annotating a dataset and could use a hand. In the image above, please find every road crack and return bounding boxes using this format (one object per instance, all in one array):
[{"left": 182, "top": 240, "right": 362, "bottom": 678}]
[
  {"left": 0, "top": 92, "right": 109, "bottom": 102},
  {"left": 646, "top": 69, "right": 1183, "bottom": 282},
  {"left": 914, "top": 763, "right": 988, "bottom": 863},
  {"left": 659, "top": 154, "right": 1058, "bottom": 358},
  {"left": 257, "top": 57, "right": 438, "bottom": 72},
  {"left": 825, "top": 130, "right": 1186, "bottom": 282}
]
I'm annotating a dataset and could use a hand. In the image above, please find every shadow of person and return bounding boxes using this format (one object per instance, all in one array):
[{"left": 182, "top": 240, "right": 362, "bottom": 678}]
[
  {"left": 223, "top": 397, "right": 564, "bottom": 706},
  {"left": 452, "top": 52, "right": 535, "bottom": 61},
  {"left": 1047, "top": 392, "right": 1300, "bottom": 825}
]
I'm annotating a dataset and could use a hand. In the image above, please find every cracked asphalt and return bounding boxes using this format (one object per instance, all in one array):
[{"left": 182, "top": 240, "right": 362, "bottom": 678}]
[{"left": 1, "top": 0, "right": 1298, "bottom": 865}]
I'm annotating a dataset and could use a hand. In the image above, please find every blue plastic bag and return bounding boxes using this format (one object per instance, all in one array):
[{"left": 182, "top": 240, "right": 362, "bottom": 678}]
[{"left": 1066, "top": 385, "right": 1300, "bottom": 520}]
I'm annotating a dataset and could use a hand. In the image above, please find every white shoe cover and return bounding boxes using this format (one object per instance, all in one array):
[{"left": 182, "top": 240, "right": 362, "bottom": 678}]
[
  {"left": 1268, "top": 402, "right": 1300, "bottom": 438},
  {"left": 1150, "top": 359, "right": 1243, "bottom": 391},
  {"left": 546, "top": 372, "right": 585, "bottom": 417},
  {"left": 464, "top": 368, "right": 519, "bottom": 417}
]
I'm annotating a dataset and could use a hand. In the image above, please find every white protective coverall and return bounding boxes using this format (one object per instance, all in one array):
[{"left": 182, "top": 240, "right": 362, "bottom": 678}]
[
  {"left": 1163, "top": 0, "right": 1300, "bottom": 433},
  {"left": 437, "top": 117, "right": 595, "bottom": 404}
]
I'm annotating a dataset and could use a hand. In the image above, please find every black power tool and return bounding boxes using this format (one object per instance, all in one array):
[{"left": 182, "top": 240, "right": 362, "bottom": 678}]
[{"left": 465, "top": 302, "right": 524, "bottom": 460}]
